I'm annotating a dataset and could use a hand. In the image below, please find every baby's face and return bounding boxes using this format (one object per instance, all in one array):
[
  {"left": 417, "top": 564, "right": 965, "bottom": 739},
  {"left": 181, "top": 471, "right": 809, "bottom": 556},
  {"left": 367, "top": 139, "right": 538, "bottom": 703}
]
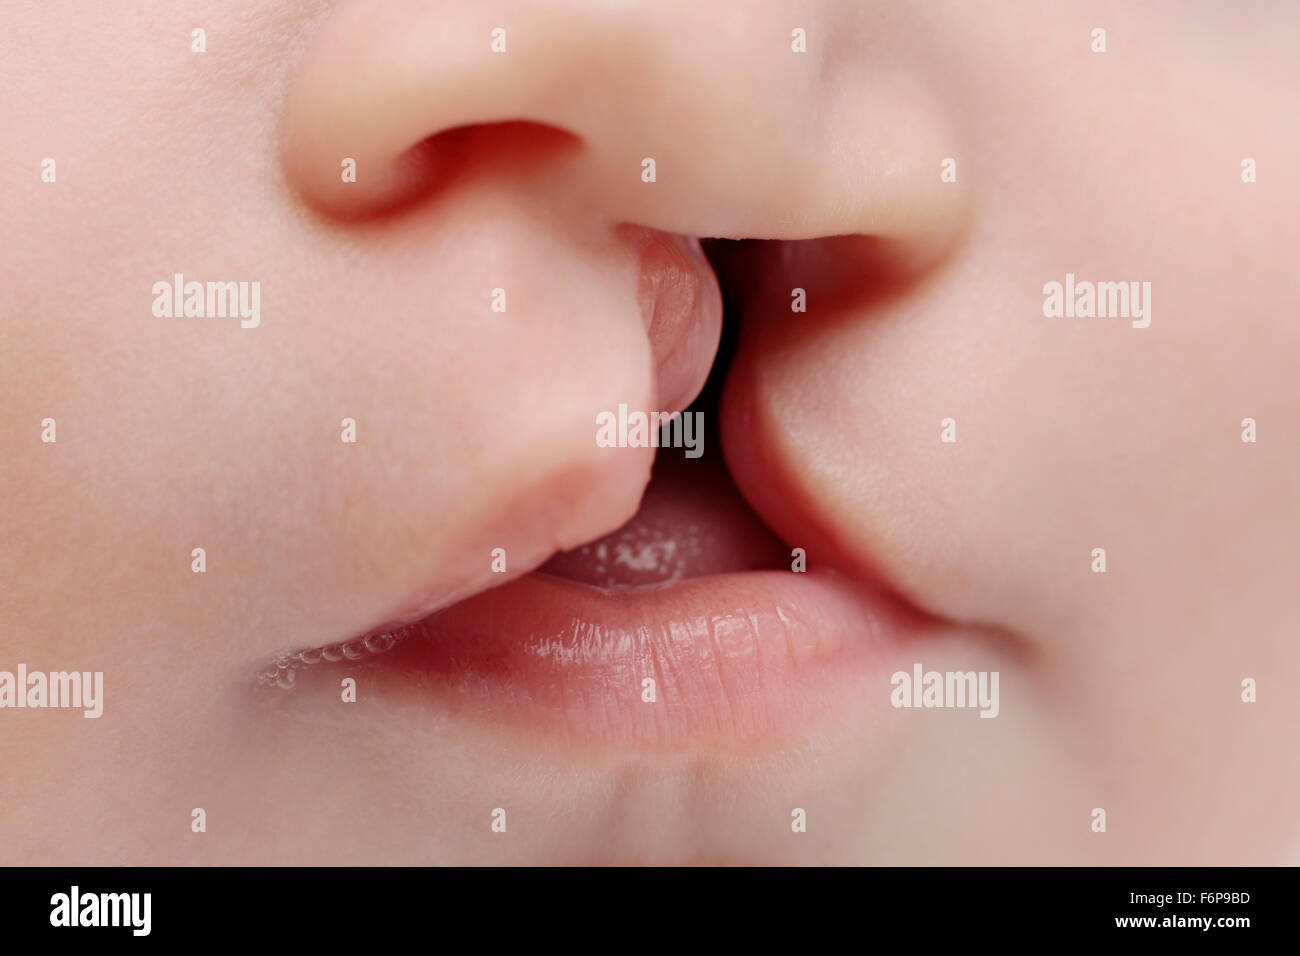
[{"left": 3, "top": 0, "right": 1296, "bottom": 864}]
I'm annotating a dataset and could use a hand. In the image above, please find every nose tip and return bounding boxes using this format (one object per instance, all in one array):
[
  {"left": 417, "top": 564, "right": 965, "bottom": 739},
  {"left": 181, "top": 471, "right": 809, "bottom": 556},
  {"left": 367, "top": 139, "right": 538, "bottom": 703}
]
[{"left": 280, "top": 0, "right": 970, "bottom": 249}]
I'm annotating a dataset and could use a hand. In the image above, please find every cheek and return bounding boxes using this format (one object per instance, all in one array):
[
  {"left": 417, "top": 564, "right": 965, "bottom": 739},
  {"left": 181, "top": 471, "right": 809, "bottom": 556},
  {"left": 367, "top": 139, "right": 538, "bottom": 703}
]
[{"left": 720, "top": 5, "right": 1300, "bottom": 649}]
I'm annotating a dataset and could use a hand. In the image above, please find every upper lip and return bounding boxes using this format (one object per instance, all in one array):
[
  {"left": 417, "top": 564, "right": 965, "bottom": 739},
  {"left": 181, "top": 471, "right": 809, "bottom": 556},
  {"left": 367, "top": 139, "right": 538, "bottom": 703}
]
[{"left": 255, "top": 224, "right": 727, "bottom": 675}]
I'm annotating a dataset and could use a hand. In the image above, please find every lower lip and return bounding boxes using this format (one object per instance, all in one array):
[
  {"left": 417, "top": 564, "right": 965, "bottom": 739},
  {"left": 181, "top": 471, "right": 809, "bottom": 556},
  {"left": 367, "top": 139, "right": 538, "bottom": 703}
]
[{"left": 334, "top": 568, "right": 923, "bottom": 751}]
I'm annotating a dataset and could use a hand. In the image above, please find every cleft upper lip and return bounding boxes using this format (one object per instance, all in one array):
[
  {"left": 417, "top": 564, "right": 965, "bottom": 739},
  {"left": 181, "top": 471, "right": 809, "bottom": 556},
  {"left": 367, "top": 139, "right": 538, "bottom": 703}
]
[{"left": 252, "top": 231, "right": 961, "bottom": 755}]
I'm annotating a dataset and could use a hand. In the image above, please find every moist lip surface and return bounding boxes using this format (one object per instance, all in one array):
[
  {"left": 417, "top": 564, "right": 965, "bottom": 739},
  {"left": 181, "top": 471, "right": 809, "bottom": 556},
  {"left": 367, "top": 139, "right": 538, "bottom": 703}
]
[{"left": 341, "top": 567, "right": 919, "bottom": 750}]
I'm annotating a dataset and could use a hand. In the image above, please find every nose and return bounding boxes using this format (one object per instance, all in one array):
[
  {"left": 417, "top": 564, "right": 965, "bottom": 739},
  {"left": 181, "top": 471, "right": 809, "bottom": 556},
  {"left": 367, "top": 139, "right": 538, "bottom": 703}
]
[{"left": 280, "top": 0, "right": 964, "bottom": 246}]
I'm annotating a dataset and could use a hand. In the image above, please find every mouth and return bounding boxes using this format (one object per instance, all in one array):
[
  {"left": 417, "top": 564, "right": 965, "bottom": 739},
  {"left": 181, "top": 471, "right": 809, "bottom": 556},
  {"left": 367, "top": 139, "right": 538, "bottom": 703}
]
[{"left": 257, "top": 233, "right": 943, "bottom": 752}]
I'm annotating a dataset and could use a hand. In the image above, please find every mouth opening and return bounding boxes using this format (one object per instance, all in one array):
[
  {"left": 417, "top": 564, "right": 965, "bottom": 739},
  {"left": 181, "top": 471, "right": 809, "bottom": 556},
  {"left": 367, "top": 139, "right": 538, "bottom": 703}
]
[
  {"left": 255, "top": 236, "right": 910, "bottom": 730},
  {"left": 253, "top": 237, "right": 938, "bottom": 753},
  {"left": 256, "top": 239, "right": 801, "bottom": 688},
  {"left": 538, "top": 241, "right": 789, "bottom": 590}
]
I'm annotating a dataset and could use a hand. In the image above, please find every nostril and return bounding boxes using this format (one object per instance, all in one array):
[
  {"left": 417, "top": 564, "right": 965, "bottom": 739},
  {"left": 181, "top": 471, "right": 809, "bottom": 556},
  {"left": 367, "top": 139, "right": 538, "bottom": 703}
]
[
  {"left": 398, "top": 120, "right": 582, "bottom": 211},
  {"left": 430, "top": 120, "right": 582, "bottom": 171},
  {"left": 285, "top": 120, "right": 582, "bottom": 222}
]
